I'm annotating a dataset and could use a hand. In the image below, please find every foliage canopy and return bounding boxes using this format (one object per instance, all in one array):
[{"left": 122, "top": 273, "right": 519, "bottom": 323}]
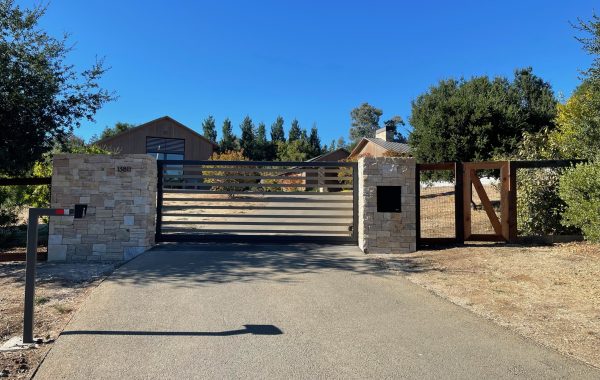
[
  {"left": 408, "top": 68, "right": 557, "bottom": 163},
  {"left": 0, "top": 0, "right": 113, "bottom": 175}
]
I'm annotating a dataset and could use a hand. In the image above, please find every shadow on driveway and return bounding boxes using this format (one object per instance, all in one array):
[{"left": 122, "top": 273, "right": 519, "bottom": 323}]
[
  {"left": 109, "top": 243, "right": 387, "bottom": 287},
  {"left": 61, "top": 324, "right": 283, "bottom": 337}
]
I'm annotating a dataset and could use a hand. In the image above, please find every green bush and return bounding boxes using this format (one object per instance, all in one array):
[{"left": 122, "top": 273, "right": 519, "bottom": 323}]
[
  {"left": 16, "top": 158, "right": 53, "bottom": 213},
  {"left": 559, "top": 162, "right": 600, "bottom": 242},
  {"left": 0, "top": 186, "right": 25, "bottom": 246},
  {"left": 516, "top": 168, "right": 579, "bottom": 236},
  {"left": 0, "top": 187, "right": 20, "bottom": 226}
]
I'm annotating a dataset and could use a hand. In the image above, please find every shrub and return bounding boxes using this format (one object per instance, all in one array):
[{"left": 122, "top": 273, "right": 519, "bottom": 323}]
[
  {"left": 516, "top": 168, "right": 578, "bottom": 236},
  {"left": 498, "top": 130, "right": 577, "bottom": 236},
  {"left": 0, "top": 184, "right": 30, "bottom": 246},
  {"left": 206, "top": 150, "right": 256, "bottom": 193},
  {"left": 23, "top": 157, "right": 52, "bottom": 210},
  {"left": 559, "top": 161, "right": 600, "bottom": 242}
]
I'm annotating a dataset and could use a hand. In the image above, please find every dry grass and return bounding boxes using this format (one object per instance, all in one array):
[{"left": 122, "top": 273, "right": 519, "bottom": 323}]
[
  {"left": 419, "top": 182, "right": 501, "bottom": 238},
  {"left": 419, "top": 184, "right": 455, "bottom": 238},
  {"left": 380, "top": 242, "right": 600, "bottom": 368}
]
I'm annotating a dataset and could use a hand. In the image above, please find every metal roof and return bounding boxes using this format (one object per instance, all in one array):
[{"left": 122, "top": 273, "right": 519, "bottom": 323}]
[
  {"left": 305, "top": 148, "right": 350, "bottom": 162},
  {"left": 364, "top": 138, "right": 411, "bottom": 154}
]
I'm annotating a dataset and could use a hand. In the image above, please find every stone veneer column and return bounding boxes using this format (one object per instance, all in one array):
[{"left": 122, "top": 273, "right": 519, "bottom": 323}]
[
  {"left": 358, "top": 157, "right": 416, "bottom": 254},
  {"left": 48, "top": 154, "right": 157, "bottom": 262}
]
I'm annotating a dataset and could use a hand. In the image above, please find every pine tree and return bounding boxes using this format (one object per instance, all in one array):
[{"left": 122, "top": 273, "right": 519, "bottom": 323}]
[
  {"left": 288, "top": 119, "right": 302, "bottom": 142},
  {"left": 219, "top": 118, "right": 237, "bottom": 152},
  {"left": 308, "top": 124, "right": 322, "bottom": 158},
  {"left": 270, "top": 116, "right": 285, "bottom": 142},
  {"left": 254, "top": 122, "right": 268, "bottom": 160},
  {"left": 239, "top": 116, "right": 255, "bottom": 159},
  {"left": 256, "top": 122, "right": 267, "bottom": 144},
  {"left": 300, "top": 128, "right": 308, "bottom": 143},
  {"left": 202, "top": 115, "right": 217, "bottom": 142}
]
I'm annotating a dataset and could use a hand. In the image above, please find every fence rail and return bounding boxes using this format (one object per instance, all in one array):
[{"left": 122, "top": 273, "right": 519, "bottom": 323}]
[{"left": 0, "top": 177, "right": 51, "bottom": 186}]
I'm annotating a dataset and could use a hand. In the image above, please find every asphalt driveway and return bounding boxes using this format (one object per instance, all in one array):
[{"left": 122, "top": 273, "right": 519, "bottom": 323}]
[{"left": 35, "top": 243, "right": 598, "bottom": 379}]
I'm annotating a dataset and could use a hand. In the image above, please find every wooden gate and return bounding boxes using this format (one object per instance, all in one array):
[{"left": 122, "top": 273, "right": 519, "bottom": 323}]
[
  {"left": 417, "top": 161, "right": 512, "bottom": 247},
  {"left": 417, "top": 160, "right": 590, "bottom": 247},
  {"left": 462, "top": 161, "right": 510, "bottom": 242}
]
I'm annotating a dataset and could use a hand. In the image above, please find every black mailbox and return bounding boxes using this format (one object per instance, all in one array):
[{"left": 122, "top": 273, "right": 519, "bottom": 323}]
[
  {"left": 74, "top": 204, "right": 87, "bottom": 219},
  {"left": 377, "top": 186, "right": 402, "bottom": 212}
]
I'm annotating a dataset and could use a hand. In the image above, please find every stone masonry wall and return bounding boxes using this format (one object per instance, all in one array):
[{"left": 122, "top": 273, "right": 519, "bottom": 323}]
[
  {"left": 358, "top": 157, "right": 416, "bottom": 254},
  {"left": 48, "top": 154, "right": 157, "bottom": 261}
]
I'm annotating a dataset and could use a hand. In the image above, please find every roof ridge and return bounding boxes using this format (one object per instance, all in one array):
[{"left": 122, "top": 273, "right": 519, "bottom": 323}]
[
  {"left": 349, "top": 137, "right": 410, "bottom": 157},
  {"left": 94, "top": 116, "right": 218, "bottom": 147}
]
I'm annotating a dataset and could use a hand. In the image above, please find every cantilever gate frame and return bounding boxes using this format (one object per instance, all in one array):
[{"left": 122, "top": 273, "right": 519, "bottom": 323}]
[{"left": 155, "top": 159, "right": 358, "bottom": 244}]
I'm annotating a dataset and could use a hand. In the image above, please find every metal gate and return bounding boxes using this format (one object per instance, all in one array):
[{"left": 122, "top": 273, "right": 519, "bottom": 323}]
[{"left": 156, "top": 160, "right": 358, "bottom": 243}]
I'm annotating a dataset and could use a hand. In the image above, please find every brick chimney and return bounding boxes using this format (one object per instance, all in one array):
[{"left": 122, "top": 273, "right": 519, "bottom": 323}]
[{"left": 375, "top": 126, "right": 394, "bottom": 141}]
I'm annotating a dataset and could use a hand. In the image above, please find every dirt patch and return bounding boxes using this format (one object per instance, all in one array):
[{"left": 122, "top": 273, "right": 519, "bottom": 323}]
[
  {"left": 0, "top": 262, "right": 115, "bottom": 379},
  {"left": 379, "top": 242, "right": 600, "bottom": 368},
  {"left": 0, "top": 247, "right": 47, "bottom": 263}
]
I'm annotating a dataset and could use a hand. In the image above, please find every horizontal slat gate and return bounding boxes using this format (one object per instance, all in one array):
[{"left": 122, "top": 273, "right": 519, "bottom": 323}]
[{"left": 156, "top": 160, "right": 358, "bottom": 243}]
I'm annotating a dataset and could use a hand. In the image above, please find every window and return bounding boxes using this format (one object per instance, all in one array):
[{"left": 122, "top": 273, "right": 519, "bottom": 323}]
[
  {"left": 146, "top": 137, "right": 185, "bottom": 159},
  {"left": 146, "top": 137, "right": 185, "bottom": 180},
  {"left": 148, "top": 152, "right": 184, "bottom": 161}
]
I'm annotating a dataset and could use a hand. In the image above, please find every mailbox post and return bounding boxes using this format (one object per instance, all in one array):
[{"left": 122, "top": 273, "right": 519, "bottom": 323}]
[{"left": 22, "top": 204, "right": 87, "bottom": 344}]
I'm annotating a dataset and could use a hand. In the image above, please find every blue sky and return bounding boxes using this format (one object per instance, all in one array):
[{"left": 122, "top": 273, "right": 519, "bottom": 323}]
[{"left": 20, "top": 0, "right": 598, "bottom": 144}]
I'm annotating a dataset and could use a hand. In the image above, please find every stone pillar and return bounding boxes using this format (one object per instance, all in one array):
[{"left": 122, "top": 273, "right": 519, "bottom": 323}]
[
  {"left": 358, "top": 157, "right": 416, "bottom": 254},
  {"left": 48, "top": 154, "right": 157, "bottom": 262}
]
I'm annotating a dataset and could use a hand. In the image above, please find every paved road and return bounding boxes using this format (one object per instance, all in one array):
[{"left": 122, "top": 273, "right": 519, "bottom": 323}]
[{"left": 35, "top": 244, "right": 598, "bottom": 379}]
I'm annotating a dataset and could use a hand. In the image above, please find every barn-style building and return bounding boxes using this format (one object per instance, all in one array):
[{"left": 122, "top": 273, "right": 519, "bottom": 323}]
[{"left": 95, "top": 116, "right": 217, "bottom": 161}]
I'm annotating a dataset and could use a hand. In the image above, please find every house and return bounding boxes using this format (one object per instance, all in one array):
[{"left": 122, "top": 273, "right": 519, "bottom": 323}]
[
  {"left": 95, "top": 116, "right": 218, "bottom": 161},
  {"left": 280, "top": 148, "right": 350, "bottom": 192},
  {"left": 348, "top": 126, "right": 411, "bottom": 158},
  {"left": 306, "top": 148, "right": 350, "bottom": 191},
  {"left": 306, "top": 148, "right": 350, "bottom": 163}
]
